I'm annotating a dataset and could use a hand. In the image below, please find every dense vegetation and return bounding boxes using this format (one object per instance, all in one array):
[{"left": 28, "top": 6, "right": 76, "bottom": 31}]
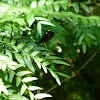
[{"left": 0, "top": 0, "right": 100, "bottom": 100}]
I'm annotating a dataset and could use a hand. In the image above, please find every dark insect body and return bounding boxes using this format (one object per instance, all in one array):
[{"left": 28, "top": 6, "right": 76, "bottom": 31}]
[{"left": 36, "top": 30, "right": 54, "bottom": 44}]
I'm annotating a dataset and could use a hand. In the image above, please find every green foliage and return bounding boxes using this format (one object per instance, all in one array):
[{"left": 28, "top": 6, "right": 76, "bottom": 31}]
[{"left": 0, "top": 0, "right": 100, "bottom": 100}]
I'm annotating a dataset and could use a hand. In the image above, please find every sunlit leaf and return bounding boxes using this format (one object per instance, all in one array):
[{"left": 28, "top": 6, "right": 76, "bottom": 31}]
[
  {"left": 38, "top": 0, "right": 45, "bottom": 6},
  {"left": 35, "top": 93, "right": 52, "bottom": 99},
  {"left": 22, "top": 77, "right": 38, "bottom": 82},
  {"left": 8, "top": 66, "right": 16, "bottom": 70},
  {"left": 26, "top": 13, "right": 35, "bottom": 27},
  {"left": 35, "top": 17, "right": 49, "bottom": 21},
  {"left": 0, "top": 85, "right": 8, "bottom": 95},
  {"left": 39, "top": 21, "right": 55, "bottom": 26},
  {"left": 17, "top": 71, "right": 32, "bottom": 76},
  {"left": 42, "top": 65, "right": 47, "bottom": 73},
  {"left": 46, "top": 0, "right": 53, "bottom": 5},
  {"left": 20, "top": 84, "right": 27, "bottom": 95},
  {"left": 31, "top": 0, "right": 37, "bottom": 8},
  {"left": 29, "top": 91, "right": 34, "bottom": 100},
  {"left": 31, "top": 51, "right": 40, "bottom": 57},
  {"left": 54, "top": 73, "right": 61, "bottom": 85},
  {"left": 28, "top": 86, "right": 43, "bottom": 91},
  {"left": 48, "top": 68, "right": 55, "bottom": 77},
  {"left": 2, "top": 63, "right": 7, "bottom": 71},
  {"left": 0, "top": 61, "right": 2, "bottom": 69}
]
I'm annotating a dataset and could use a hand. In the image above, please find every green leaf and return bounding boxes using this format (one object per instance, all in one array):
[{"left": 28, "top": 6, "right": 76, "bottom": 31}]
[
  {"left": 48, "top": 68, "right": 61, "bottom": 85},
  {"left": 31, "top": 51, "right": 40, "bottom": 57},
  {"left": 35, "top": 17, "right": 49, "bottom": 21},
  {"left": 12, "top": 46, "right": 19, "bottom": 52},
  {"left": 16, "top": 77, "right": 21, "bottom": 87},
  {"left": 2, "top": 63, "right": 7, "bottom": 71},
  {"left": 47, "top": 5, "right": 53, "bottom": 12},
  {"left": 38, "top": 0, "right": 46, "bottom": 6},
  {"left": 39, "top": 21, "right": 55, "bottom": 26},
  {"left": 26, "top": 13, "right": 35, "bottom": 27},
  {"left": 41, "top": 51, "right": 55, "bottom": 55},
  {"left": 48, "top": 68, "right": 55, "bottom": 77},
  {"left": 10, "top": 39, "right": 16, "bottom": 45},
  {"left": 7, "top": 94, "right": 28, "bottom": 100},
  {"left": 0, "top": 61, "right": 2, "bottom": 69},
  {"left": 72, "top": 18, "right": 78, "bottom": 26},
  {"left": 48, "top": 14, "right": 55, "bottom": 20},
  {"left": 29, "top": 91, "right": 34, "bottom": 100},
  {"left": 73, "top": 3, "right": 79, "bottom": 13},
  {"left": 5, "top": 50, "right": 12, "bottom": 60},
  {"left": 20, "top": 84, "right": 27, "bottom": 95},
  {"left": 82, "top": 42, "right": 86, "bottom": 53},
  {"left": 22, "top": 77, "right": 38, "bottom": 82},
  {"left": 85, "top": 36, "right": 91, "bottom": 48},
  {"left": 46, "top": 0, "right": 54, "bottom": 5},
  {"left": 35, "top": 93, "right": 52, "bottom": 99},
  {"left": 15, "top": 53, "right": 25, "bottom": 64},
  {"left": 53, "top": 3, "right": 60, "bottom": 11},
  {"left": 5, "top": 74, "right": 8, "bottom": 81},
  {"left": 37, "top": 22, "right": 42, "bottom": 36},
  {"left": 24, "top": 56, "right": 35, "bottom": 72},
  {"left": 24, "top": 47, "right": 32, "bottom": 53},
  {"left": 17, "top": 71, "right": 32, "bottom": 76},
  {"left": 95, "top": 18, "right": 100, "bottom": 27},
  {"left": 45, "top": 56, "right": 62, "bottom": 60},
  {"left": 56, "top": 72, "right": 71, "bottom": 79},
  {"left": 86, "top": 33, "right": 96, "bottom": 40},
  {"left": 42, "top": 61, "right": 50, "bottom": 73},
  {"left": 34, "top": 58, "right": 41, "bottom": 69},
  {"left": 8, "top": 0, "right": 13, "bottom": 4},
  {"left": 9, "top": 70, "right": 15, "bottom": 83},
  {"left": 0, "top": 84, "right": 8, "bottom": 95},
  {"left": 54, "top": 73, "right": 61, "bottom": 85},
  {"left": 42, "top": 61, "right": 50, "bottom": 67},
  {"left": 42, "top": 65, "right": 47, "bottom": 73},
  {"left": 14, "top": 0, "right": 19, "bottom": 3},
  {"left": 89, "top": 19, "right": 96, "bottom": 26},
  {"left": 14, "top": 18, "right": 26, "bottom": 25},
  {"left": 80, "top": 3, "right": 90, "bottom": 13},
  {"left": 79, "top": 33, "right": 85, "bottom": 43},
  {"left": 81, "top": 18, "right": 88, "bottom": 25},
  {"left": 28, "top": 86, "right": 43, "bottom": 91},
  {"left": 51, "top": 60, "right": 70, "bottom": 66},
  {"left": 30, "top": 0, "right": 37, "bottom": 8},
  {"left": 17, "top": 43, "right": 26, "bottom": 49},
  {"left": 60, "top": 3, "right": 67, "bottom": 10}
]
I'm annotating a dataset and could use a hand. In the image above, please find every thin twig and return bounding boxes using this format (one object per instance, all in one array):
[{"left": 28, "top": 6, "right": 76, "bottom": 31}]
[{"left": 45, "top": 48, "right": 100, "bottom": 93}]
